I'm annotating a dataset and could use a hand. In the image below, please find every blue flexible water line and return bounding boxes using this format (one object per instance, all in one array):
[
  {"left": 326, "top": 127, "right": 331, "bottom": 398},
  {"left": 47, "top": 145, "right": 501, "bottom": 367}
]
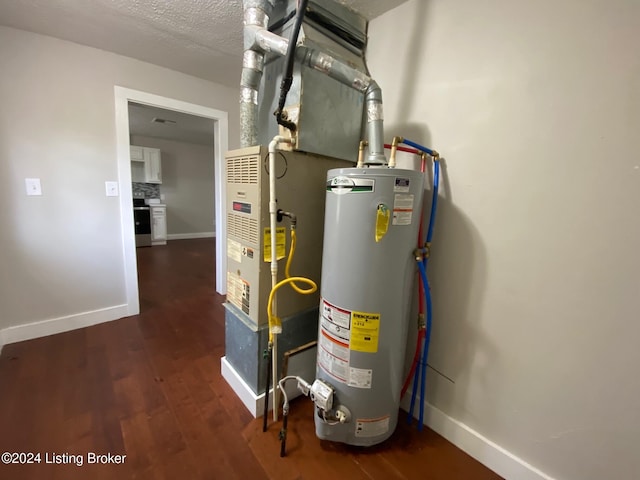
[
  {"left": 407, "top": 334, "right": 423, "bottom": 424},
  {"left": 425, "top": 160, "right": 440, "bottom": 248},
  {"left": 417, "top": 260, "right": 432, "bottom": 431},
  {"left": 401, "top": 138, "right": 436, "bottom": 157},
  {"left": 403, "top": 138, "right": 440, "bottom": 430}
]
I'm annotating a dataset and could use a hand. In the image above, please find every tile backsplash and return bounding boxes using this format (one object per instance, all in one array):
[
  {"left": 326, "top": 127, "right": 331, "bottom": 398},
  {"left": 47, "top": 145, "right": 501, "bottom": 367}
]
[{"left": 132, "top": 182, "right": 160, "bottom": 199}]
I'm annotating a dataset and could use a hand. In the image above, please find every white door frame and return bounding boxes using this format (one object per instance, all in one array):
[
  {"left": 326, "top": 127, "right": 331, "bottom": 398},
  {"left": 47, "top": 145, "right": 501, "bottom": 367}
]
[{"left": 114, "top": 86, "right": 228, "bottom": 316}]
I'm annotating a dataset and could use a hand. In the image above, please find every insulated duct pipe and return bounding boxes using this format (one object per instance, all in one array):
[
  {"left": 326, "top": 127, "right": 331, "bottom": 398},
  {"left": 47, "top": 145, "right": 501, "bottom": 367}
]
[
  {"left": 241, "top": 11, "right": 387, "bottom": 164},
  {"left": 240, "top": 1, "right": 275, "bottom": 147}
]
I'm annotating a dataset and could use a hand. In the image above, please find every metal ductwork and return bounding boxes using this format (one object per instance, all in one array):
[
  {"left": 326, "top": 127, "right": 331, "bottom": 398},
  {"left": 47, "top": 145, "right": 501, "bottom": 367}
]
[
  {"left": 240, "top": 0, "right": 275, "bottom": 148},
  {"left": 240, "top": 0, "right": 386, "bottom": 164}
]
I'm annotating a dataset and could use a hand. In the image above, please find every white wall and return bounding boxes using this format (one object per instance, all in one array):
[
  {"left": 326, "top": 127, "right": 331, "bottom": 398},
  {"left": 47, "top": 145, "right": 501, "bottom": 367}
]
[
  {"left": 0, "top": 26, "right": 239, "bottom": 336},
  {"left": 130, "top": 135, "right": 215, "bottom": 237},
  {"left": 370, "top": 1, "right": 640, "bottom": 479}
]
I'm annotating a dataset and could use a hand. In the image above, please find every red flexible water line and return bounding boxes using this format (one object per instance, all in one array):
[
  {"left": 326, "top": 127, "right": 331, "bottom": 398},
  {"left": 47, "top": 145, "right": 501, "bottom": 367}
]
[
  {"left": 401, "top": 328, "right": 425, "bottom": 398},
  {"left": 417, "top": 154, "right": 425, "bottom": 313},
  {"left": 383, "top": 143, "right": 422, "bottom": 155},
  {"left": 400, "top": 153, "right": 427, "bottom": 399}
]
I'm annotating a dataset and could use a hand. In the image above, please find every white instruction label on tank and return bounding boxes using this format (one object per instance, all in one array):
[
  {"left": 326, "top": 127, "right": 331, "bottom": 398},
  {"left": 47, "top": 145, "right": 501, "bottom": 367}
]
[
  {"left": 355, "top": 415, "right": 390, "bottom": 438},
  {"left": 348, "top": 367, "right": 372, "bottom": 389},
  {"left": 227, "top": 238, "right": 242, "bottom": 262},
  {"left": 318, "top": 335, "right": 350, "bottom": 384},
  {"left": 392, "top": 193, "right": 414, "bottom": 226},
  {"left": 319, "top": 299, "right": 352, "bottom": 384},
  {"left": 321, "top": 299, "right": 351, "bottom": 341},
  {"left": 320, "top": 330, "right": 350, "bottom": 361}
]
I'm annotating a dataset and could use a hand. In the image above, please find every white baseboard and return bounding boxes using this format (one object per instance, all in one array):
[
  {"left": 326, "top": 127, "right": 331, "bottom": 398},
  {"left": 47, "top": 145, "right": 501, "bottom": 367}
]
[
  {"left": 0, "top": 304, "right": 129, "bottom": 346},
  {"left": 221, "top": 356, "right": 305, "bottom": 418},
  {"left": 221, "top": 356, "right": 264, "bottom": 417},
  {"left": 167, "top": 232, "right": 215, "bottom": 240},
  {"left": 221, "top": 357, "right": 552, "bottom": 480},
  {"left": 400, "top": 396, "right": 555, "bottom": 480}
]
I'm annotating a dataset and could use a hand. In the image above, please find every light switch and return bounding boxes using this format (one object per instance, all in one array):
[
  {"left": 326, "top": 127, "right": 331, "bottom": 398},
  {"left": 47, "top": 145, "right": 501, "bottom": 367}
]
[
  {"left": 25, "top": 178, "right": 42, "bottom": 196},
  {"left": 105, "top": 181, "right": 119, "bottom": 197}
]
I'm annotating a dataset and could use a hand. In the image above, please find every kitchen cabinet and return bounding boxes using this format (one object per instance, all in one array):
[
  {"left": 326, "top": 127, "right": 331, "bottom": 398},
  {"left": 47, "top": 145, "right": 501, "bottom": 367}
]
[
  {"left": 144, "top": 148, "right": 162, "bottom": 184},
  {"left": 130, "top": 146, "right": 162, "bottom": 184},
  {"left": 151, "top": 205, "right": 167, "bottom": 245},
  {"left": 130, "top": 145, "right": 144, "bottom": 161}
]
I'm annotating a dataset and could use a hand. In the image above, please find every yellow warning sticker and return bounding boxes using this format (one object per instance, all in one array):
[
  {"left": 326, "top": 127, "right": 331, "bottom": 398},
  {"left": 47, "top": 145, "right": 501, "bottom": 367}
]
[
  {"left": 263, "top": 227, "right": 286, "bottom": 262},
  {"left": 350, "top": 311, "right": 380, "bottom": 353}
]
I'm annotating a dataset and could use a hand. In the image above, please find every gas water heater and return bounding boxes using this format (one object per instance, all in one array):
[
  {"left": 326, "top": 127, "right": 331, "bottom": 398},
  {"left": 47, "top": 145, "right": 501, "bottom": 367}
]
[{"left": 312, "top": 167, "right": 424, "bottom": 446}]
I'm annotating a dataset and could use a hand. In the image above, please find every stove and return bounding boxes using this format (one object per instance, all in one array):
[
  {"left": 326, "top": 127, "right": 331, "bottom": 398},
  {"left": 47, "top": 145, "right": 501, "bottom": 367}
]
[{"left": 133, "top": 198, "right": 151, "bottom": 247}]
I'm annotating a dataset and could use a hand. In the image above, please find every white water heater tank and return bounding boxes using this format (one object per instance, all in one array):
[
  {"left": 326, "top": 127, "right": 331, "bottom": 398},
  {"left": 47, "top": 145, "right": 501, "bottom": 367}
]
[{"left": 314, "top": 167, "right": 424, "bottom": 446}]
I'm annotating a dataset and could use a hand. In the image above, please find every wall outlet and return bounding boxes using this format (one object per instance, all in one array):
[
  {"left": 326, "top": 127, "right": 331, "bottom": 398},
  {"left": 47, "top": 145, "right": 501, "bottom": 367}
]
[
  {"left": 105, "top": 181, "right": 119, "bottom": 197},
  {"left": 25, "top": 178, "right": 42, "bottom": 196}
]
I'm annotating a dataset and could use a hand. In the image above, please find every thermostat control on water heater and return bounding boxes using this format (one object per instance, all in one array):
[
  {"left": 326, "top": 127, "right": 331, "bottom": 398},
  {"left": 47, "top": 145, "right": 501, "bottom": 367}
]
[{"left": 309, "top": 379, "right": 334, "bottom": 412}]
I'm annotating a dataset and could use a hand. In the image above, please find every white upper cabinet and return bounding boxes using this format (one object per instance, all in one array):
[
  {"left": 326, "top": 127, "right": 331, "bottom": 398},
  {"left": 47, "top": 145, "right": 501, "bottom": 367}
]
[
  {"left": 130, "top": 145, "right": 144, "bottom": 162},
  {"left": 144, "top": 148, "right": 162, "bottom": 184},
  {"left": 130, "top": 146, "right": 162, "bottom": 184}
]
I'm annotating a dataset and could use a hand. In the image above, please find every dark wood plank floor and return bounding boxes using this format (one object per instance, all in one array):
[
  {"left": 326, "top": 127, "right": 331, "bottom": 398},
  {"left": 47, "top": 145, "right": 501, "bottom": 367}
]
[{"left": 0, "top": 239, "right": 501, "bottom": 480}]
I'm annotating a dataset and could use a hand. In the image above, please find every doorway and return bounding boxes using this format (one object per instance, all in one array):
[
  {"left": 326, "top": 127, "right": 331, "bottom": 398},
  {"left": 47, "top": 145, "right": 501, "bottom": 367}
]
[{"left": 114, "top": 87, "right": 229, "bottom": 317}]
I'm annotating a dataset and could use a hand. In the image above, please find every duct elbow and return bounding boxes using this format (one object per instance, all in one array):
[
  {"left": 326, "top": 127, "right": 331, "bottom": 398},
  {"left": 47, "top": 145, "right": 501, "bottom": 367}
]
[{"left": 365, "top": 80, "right": 383, "bottom": 103}]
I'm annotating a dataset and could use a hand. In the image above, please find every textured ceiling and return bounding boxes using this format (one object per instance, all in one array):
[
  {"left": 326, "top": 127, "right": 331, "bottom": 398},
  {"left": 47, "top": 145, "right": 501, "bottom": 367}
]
[{"left": 0, "top": 0, "right": 406, "bottom": 88}]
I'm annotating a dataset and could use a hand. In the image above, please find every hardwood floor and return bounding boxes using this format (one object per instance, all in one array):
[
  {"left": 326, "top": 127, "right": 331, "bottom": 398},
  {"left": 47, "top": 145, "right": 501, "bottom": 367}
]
[{"left": 0, "top": 239, "right": 501, "bottom": 479}]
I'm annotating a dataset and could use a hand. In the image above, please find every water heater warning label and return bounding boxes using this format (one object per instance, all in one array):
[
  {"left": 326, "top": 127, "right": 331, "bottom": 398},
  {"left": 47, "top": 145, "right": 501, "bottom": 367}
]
[
  {"left": 321, "top": 300, "right": 351, "bottom": 340},
  {"left": 319, "top": 300, "right": 352, "bottom": 384},
  {"left": 393, "top": 194, "right": 414, "bottom": 226},
  {"left": 319, "top": 300, "right": 380, "bottom": 388},
  {"left": 355, "top": 415, "right": 390, "bottom": 438},
  {"left": 319, "top": 331, "right": 350, "bottom": 383}
]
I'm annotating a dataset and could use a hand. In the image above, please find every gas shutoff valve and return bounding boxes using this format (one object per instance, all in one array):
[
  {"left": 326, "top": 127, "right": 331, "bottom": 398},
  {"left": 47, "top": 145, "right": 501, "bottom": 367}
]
[{"left": 310, "top": 379, "right": 334, "bottom": 411}]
